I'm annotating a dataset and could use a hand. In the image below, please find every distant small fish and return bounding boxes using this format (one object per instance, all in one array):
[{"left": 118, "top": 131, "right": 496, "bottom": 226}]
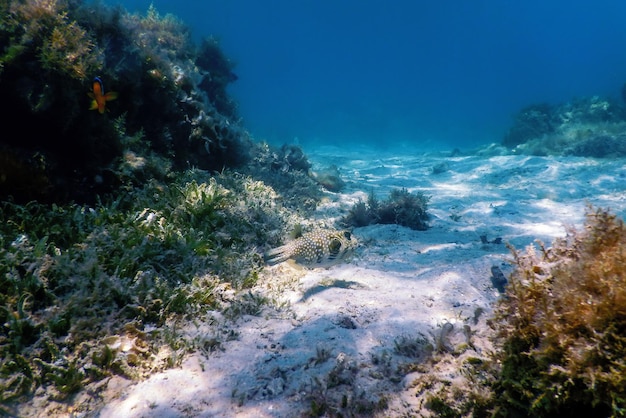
[
  {"left": 88, "top": 76, "right": 118, "bottom": 114},
  {"left": 265, "top": 229, "right": 357, "bottom": 268}
]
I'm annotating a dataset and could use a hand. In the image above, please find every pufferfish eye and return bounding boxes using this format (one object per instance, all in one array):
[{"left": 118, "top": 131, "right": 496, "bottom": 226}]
[{"left": 328, "top": 237, "right": 342, "bottom": 256}]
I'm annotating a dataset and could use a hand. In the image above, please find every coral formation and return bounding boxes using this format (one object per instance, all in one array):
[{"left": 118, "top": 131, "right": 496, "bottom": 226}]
[{"left": 489, "top": 207, "right": 626, "bottom": 417}]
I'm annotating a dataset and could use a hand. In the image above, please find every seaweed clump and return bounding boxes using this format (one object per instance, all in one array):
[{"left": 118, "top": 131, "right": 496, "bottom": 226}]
[
  {"left": 342, "top": 188, "right": 430, "bottom": 231},
  {"left": 0, "top": 170, "right": 291, "bottom": 407},
  {"left": 490, "top": 207, "right": 626, "bottom": 417}
]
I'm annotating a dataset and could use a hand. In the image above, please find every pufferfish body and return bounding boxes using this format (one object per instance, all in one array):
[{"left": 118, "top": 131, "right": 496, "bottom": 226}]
[{"left": 264, "top": 229, "right": 357, "bottom": 268}]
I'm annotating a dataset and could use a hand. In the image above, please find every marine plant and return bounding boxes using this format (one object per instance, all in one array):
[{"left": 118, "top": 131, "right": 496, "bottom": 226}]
[
  {"left": 305, "top": 351, "right": 390, "bottom": 418},
  {"left": 0, "top": 168, "right": 293, "bottom": 406},
  {"left": 342, "top": 188, "right": 430, "bottom": 230},
  {"left": 2, "top": 0, "right": 103, "bottom": 80},
  {"left": 489, "top": 206, "right": 626, "bottom": 417}
]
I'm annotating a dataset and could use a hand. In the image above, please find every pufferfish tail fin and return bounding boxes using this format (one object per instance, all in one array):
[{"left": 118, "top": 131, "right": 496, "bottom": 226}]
[{"left": 264, "top": 245, "right": 290, "bottom": 266}]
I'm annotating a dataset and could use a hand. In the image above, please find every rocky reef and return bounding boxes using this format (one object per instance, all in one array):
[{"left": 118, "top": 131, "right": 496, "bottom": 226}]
[
  {"left": 0, "top": 0, "right": 255, "bottom": 204},
  {"left": 502, "top": 94, "right": 626, "bottom": 157}
]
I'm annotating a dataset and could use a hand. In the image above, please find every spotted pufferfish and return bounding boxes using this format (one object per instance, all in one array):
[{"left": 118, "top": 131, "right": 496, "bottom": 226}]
[{"left": 264, "top": 229, "right": 357, "bottom": 268}]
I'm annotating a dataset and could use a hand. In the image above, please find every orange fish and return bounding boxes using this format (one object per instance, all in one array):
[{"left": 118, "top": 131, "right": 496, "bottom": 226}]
[{"left": 88, "top": 76, "right": 118, "bottom": 114}]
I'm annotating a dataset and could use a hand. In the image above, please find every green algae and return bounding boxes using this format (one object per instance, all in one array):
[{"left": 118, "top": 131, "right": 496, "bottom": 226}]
[{"left": 0, "top": 168, "right": 294, "bottom": 404}]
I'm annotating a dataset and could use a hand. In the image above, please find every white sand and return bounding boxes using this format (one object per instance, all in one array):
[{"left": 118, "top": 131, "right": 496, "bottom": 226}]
[{"left": 42, "top": 145, "right": 626, "bottom": 417}]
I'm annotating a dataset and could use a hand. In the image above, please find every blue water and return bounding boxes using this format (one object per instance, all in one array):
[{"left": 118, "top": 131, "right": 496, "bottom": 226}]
[{"left": 116, "top": 0, "right": 626, "bottom": 151}]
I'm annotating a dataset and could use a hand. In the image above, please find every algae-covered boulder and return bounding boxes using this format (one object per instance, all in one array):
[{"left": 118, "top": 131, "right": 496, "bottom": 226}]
[
  {"left": 502, "top": 96, "right": 626, "bottom": 157},
  {"left": 0, "top": 0, "right": 252, "bottom": 203}
]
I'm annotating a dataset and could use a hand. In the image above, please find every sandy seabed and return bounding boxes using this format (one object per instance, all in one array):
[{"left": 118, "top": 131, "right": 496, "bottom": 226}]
[{"left": 20, "top": 145, "right": 626, "bottom": 417}]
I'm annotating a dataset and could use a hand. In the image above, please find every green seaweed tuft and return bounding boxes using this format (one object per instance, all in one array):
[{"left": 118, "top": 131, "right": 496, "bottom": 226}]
[{"left": 343, "top": 188, "right": 430, "bottom": 230}]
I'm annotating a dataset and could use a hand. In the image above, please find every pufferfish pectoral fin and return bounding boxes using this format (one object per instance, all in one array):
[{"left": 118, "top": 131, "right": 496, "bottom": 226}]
[{"left": 264, "top": 245, "right": 290, "bottom": 266}]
